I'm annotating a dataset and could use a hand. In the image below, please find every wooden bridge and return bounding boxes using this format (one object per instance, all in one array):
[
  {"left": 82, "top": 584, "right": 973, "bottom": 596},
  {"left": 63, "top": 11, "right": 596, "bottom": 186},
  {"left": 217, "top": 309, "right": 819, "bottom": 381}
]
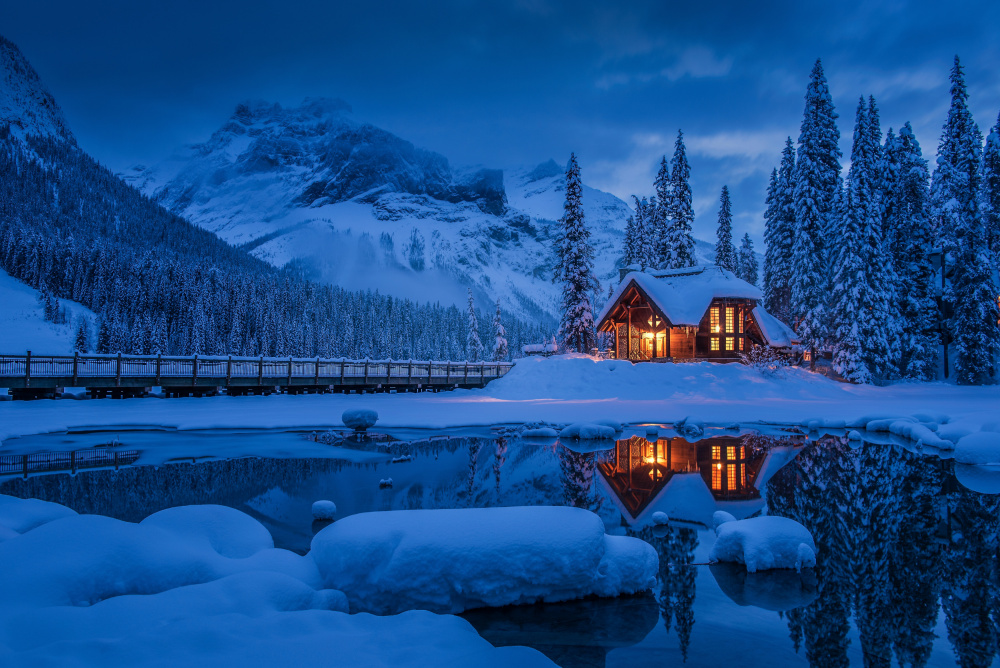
[{"left": 0, "top": 352, "right": 514, "bottom": 400}]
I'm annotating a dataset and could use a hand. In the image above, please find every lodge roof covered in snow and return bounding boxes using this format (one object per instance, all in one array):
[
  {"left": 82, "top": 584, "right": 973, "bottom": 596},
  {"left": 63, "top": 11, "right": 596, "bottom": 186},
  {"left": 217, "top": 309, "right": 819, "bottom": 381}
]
[{"left": 596, "top": 265, "right": 763, "bottom": 327}]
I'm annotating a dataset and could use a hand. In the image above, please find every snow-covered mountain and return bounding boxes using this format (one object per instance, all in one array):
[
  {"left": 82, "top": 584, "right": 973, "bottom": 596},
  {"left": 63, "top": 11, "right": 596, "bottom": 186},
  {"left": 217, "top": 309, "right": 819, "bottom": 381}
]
[
  {"left": 128, "top": 99, "right": 641, "bottom": 321},
  {"left": 0, "top": 35, "right": 73, "bottom": 143}
]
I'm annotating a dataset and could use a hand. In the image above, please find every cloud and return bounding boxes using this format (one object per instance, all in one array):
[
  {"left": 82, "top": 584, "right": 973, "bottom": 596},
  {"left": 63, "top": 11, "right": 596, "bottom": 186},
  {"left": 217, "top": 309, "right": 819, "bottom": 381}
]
[{"left": 661, "top": 46, "right": 733, "bottom": 81}]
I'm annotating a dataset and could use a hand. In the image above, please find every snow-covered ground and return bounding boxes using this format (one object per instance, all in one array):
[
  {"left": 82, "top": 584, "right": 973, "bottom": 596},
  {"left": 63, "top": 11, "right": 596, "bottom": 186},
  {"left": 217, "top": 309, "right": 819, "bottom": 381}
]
[
  {"left": 2, "top": 355, "right": 998, "bottom": 450},
  {"left": 0, "top": 268, "right": 95, "bottom": 355}
]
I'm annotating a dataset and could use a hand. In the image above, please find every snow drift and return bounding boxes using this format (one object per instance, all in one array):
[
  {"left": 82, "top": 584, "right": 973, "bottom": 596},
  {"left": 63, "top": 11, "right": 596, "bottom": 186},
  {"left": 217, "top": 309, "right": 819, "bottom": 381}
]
[
  {"left": 709, "top": 515, "right": 817, "bottom": 573},
  {"left": 310, "top": 506, "right": 658, "bottom": 614}
]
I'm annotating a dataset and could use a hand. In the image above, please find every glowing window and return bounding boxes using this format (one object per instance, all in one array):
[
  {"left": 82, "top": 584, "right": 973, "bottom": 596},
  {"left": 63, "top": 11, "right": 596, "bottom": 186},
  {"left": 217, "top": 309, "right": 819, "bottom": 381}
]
[
  {"left": 710, "top": 308, "right": 720, "bottom": 333},
  {"left": 726, "top": 337, "right": 735, "bottom": 351},
  {"left": 710, "top": 338, "right": 720, "bottom": 351},
  {"left": 711, "top": 445, "right": 721, "bottom": 459},
  {"left": 727, "top": 446, "right": 736, "bottom": 460},
  {"left": 712, "top": 465, "right": 721, "bottom": 490},
  {"left": 739, "top": 309, "right": 744, "bottom": 334},
  {"left": 739, "top": 337, "right": 744, "bottom": 351},
  {"left": 726, "top": 307, "right": 734, "bottom": 333},
  {"left": 727, "top": 464, "right": 737, "bottom": 490}
]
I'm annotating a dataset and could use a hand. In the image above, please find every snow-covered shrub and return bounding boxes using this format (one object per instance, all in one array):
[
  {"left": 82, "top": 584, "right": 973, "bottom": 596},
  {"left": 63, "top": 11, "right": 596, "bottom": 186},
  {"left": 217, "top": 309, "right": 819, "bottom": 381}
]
[{"left": 739, "top": 345, "right": 787, "bottom": 376}]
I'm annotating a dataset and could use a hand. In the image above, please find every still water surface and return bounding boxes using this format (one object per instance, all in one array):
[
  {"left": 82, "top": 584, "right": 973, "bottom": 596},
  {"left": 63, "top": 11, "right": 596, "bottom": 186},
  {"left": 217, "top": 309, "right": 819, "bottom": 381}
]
[{"left": 1, "top": 427, "right": 996, "bottom": 667}]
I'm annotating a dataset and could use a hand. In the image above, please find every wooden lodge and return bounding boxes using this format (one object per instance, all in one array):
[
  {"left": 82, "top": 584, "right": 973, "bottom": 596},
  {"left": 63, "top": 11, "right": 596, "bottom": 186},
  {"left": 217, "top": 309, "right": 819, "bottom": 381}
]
[{"left": 596, "top": 265, "right": 797, "bottom": 362}]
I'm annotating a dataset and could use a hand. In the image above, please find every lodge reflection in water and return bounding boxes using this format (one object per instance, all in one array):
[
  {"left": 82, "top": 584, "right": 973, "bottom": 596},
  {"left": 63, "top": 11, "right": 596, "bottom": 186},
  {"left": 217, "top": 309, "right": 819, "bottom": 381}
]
[{"left": 597, "top": 434, "right": 769, "bottom": 522}]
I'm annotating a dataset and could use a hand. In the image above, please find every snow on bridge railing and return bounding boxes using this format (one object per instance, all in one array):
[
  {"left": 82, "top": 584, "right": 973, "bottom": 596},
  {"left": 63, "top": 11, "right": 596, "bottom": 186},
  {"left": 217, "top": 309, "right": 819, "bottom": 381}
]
[{"left": 0, "top": 352, "right": 514, "bottom": 384}]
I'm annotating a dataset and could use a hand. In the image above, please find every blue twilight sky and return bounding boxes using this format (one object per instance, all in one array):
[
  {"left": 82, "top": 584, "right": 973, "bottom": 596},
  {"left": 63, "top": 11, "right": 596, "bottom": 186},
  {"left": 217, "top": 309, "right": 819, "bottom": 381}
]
[{"left": 3, "top": 0, "right": 1000, "bottom": 243}]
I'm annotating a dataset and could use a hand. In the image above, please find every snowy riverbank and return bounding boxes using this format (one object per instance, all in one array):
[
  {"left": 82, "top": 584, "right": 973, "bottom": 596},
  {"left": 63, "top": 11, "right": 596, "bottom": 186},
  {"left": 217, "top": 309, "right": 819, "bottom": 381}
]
[{"left": 2, "top": 355, "right": 998, "bottom": 448}]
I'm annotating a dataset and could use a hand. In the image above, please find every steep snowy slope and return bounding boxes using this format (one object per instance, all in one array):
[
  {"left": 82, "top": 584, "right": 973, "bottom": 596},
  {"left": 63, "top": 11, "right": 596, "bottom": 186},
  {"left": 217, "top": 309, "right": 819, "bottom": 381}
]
[
  {"left": 0, "top": 35, "right": 73, "bottom": 142},
  {"left": 129, "top": 100, "right": 640, "bottom": 321},
  {"left": 0, "top": 268, "right": 95, "bottom": 354}
]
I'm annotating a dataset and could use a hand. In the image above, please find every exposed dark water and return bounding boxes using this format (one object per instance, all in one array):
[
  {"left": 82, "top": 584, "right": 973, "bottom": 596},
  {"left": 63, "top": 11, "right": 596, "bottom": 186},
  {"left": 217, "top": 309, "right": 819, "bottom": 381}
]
[{"left": 1, "top": 429, "right": 997, "bottom": 667}]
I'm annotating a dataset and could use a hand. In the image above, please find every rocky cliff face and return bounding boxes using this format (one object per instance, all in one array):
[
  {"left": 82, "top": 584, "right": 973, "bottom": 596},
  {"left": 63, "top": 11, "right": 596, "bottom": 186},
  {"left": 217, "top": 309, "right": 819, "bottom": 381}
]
[{"left": 129, "top": 98, "right": 639, "bottom": 321}]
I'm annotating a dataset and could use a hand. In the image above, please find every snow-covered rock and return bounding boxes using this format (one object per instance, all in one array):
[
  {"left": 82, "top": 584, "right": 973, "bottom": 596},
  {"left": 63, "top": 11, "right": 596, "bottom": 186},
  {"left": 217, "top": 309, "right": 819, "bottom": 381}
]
[
  {"left": 954, "top": 432, "right": 1000, "bottom": 466},
  {"left": 309, "top": 506, "right": 657, "bottom": 614},
  {"left": 712, "top": 510, "right": 736, "bottom": 530},
  {"left": 312, "top": 501, "right": 337, "bottom": 521},
  {"left": 141, "top": 505, "right": 274, "bottom": 559},
  {"left": 342, "top": 409, "right": 378, "bottom": 431},
  {"left": 522, "top": 427, "right": 559, "bottom": 439},
  {"left": 651, "top": 511, "right": 669, "bottom": 526},
  {"left": 559, "top": 422, "right": 617, "bottom": 440},
  {"left": 675, "top": 416, "right": 705, "bottom": 437},
  {"left": 710, "top": 516, "right": 817, "bottom": 573}
]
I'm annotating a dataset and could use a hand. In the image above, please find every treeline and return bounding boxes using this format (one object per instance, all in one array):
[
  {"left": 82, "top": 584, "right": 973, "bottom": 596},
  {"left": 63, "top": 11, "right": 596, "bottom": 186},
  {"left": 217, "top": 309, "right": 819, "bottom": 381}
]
[
  {"left": 0, "top": 128, "right": 548, "bottom": 360},
  {"left": 761, "top": 58, "right": 999, "bottom": 385}
]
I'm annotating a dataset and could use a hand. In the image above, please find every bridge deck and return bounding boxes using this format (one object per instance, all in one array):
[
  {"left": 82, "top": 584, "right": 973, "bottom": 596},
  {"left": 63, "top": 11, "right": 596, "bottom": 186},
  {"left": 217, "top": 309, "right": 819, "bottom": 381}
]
[{"left": 0, "top": 353, "right": 513, "bottom": 399}]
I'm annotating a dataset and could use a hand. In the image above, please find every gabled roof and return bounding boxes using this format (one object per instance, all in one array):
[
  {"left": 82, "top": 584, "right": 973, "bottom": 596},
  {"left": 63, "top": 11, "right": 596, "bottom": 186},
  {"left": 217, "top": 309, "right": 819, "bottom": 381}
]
[
  {"left": 597, "top": 265, "right": 763, "bottom": 327},
  {"left": 752, "top": 306, "right": 800, "bottom": 348}
]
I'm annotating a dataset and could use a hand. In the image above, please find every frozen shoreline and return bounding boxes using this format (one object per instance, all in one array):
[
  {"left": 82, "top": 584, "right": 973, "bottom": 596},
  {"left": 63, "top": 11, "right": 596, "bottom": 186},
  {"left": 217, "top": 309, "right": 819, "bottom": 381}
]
[{"left": 2, "top": 355, "right": 998, "bottom": 449}]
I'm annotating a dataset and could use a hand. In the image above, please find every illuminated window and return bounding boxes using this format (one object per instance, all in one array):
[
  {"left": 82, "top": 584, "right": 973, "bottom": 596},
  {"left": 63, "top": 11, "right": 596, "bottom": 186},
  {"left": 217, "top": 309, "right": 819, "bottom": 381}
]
[
  {"left": 727, "top": 446, "right": 735, "bottom": 460},
  {"left": 739, "top": 309, "right": 744, "bottom": 334},
  {"left": 712, "top": 464, "right": 721, "bottom": 490},
  {"left": 738, "top": 446, "right": 744, "bottom": 459},
  {"left": 726, "top": 307, "right": 734, "bottom": 333},
  {"left": 739, "top": 337, "right": 744, "bottom": 351},
  {"left": 710, "top": 338, "right": 720, "bottom": 351},
  {"left": 727, "top": 464, "right": 737, "bottom": 490},
  {"left": 710, "top": 307, "right": 720, "bottom": 333},
  {"left": 711, "top": 445, "right": 721, "bottom": 459},
  {"left": 726, "top": 337, "right": 735, "bottom": 351}
]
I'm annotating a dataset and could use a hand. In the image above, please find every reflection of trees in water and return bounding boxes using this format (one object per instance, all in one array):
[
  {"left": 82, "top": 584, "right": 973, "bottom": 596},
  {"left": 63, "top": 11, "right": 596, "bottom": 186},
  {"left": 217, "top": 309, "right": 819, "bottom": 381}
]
[
  {"left": 493, "top": 437, "right": 508, "bottom": 501},
  {"left": 556, "top": 446, "right": 595, "bottom": 510},
  {"left": 768, "top": 438, "right": 1000, "bottom": 668},
  {"left": 466, "top": 438, "right": 484, "bottom": 507},
  {"left": 631, "top": 525, "right": 698, "bottom": 661},
  {"left": 0, "top": 456, "right": 365, "bottom": 523}
]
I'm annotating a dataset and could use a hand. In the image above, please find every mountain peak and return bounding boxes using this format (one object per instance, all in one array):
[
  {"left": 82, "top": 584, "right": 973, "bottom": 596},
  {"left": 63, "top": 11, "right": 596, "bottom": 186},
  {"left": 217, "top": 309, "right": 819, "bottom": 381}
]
[{"left": 0, "top": 34, "right": 74, "bottom": 143}]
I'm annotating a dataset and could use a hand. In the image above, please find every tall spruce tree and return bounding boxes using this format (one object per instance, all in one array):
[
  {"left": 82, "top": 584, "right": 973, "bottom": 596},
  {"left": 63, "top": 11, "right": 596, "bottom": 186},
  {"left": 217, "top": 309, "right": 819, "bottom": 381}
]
[
  {"left": 714, "top": 185, "right": 738, "bottom": 272},
  {"left": 556, "top": 154, "right": 598, "bottom": 353},
  {"left": 894, "top": 123, "right": 939, "bottom": 379},
  {"left": 668, "top": 131, "right": 697, "bottom": 268},
  {"left": 466, "top": 288, "right": 483, "bottom": 362},
  {"left": 653, "top": 156, "right": 672, "bottom": 267},
  {"left": 738, "top": 233, "right": 758, "bottom": 285},
  {"left": 791, "top": 60, "right": 841, "bottom": 363},
  {"left": 765, "top": 138, "right": 797, "bottom": 323},
  {"left": 621, "top": 215, "right": 641, "bottom": 268},
  {"left": 829, "top": 98, "right": 894, "bottom": 383},
  {"left": 491, "top": 299, "right": 508, "bottom": 361},
  {"left": 983, "top": 110, "right": 1000, "bottom": 263},
  {"left": 931, "top": 57, "right": 998, "bottom": 384},
  {"left": 631, "top": 195, "right": 654, "bottom": 269}
]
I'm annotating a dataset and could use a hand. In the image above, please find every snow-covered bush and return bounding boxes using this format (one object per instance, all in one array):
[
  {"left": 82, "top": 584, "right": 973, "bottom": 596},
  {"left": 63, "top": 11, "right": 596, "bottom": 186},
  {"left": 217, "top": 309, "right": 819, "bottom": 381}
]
[{"left": 739, "top": 345, "right": 787, "bottom": 376}]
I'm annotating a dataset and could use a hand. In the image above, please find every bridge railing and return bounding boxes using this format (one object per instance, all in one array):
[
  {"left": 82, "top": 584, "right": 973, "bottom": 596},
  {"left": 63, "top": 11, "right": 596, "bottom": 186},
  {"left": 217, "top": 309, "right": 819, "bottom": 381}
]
[{"left": 0, "top": 353, "right": 514, "bottom": 385}]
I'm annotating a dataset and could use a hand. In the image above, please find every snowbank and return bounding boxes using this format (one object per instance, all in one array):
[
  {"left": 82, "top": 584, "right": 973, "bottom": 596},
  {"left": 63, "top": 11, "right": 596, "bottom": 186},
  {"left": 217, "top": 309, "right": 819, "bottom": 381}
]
[
  {"left": 559, "top": 422, "right": 617, "bottom": 440},
  {"left": 0, "top": 497, "right": 557, "bottom": 667},
  {"left": 709, "top": 516, "right": 817, "bottom": 573},
  {"left": 954, "top": 432, "right": 1000, "bottom": 466},
  {"left": 310, "top": 506, "right": 658, "bottom": 614}
]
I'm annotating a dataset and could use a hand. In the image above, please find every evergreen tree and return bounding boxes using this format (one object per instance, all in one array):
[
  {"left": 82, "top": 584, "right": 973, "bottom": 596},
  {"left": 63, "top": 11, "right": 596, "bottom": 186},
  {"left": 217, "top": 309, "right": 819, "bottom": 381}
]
[
  {"left": 653, "top": 156, "right": 672, "bottom": 267},
  {"left": 982, "top": 110, "right": 1000, "bottom": 264},
  {"left": 465, "top": 289, "right": 483, "bottom": 362},
  {"left": 72, "top": 316, "right": 90, "bottom": 353},
  {"left": 714, "top": 185, "right": 737, "bottom": 272},
  {"left": 491, "top": 299, "right": 508, "bottom": 361},
  {"left": 894, "top": 123, "right": 939, "bottom": 379},
  {"left": 668, "top": 132, "right": 697, "bottom": 268},
  {"left": 931, "top": 57, "right": 998, "bottom": 384},
  {"left": 737, "top": 233, "right": 758, "bottom": 285},
  {"left": 791, "top": 60, "right": 842, "bottom": 363},
  {"left": 764, "top": 138, "right": 797, "bottom": 323},
  {"left": 620, "top": 215, "right": 641, "bottom": 268},
  {"left": 829, "top": 98, "right": 895, "bottom": 383},
  {"left": 556, "top": 154, "right": 598, "bottom": 353}
]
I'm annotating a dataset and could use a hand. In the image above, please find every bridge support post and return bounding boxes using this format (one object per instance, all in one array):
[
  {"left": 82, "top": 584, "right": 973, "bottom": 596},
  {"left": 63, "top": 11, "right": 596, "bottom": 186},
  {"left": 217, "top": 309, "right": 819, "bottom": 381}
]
[
  {"left": 156, "top": 354, "right": 162, "bottom": 385},
  {"left": 25, "top": 350, "right": 31, "bottom": 389},
  {"left": 72, "top": 351, "right": 78, "bottom": 386},
  {"left": 116, "top": 353, "right": 122, "bottom": 388},
  {"left": 193, "top": 354, "right": 198, "bottom": 387},
  {"left": 226, "top": 356, "right": 232, "bottom": 389},
  {"left": 258, "top": 356, "right": 264, "bottom": 385}
]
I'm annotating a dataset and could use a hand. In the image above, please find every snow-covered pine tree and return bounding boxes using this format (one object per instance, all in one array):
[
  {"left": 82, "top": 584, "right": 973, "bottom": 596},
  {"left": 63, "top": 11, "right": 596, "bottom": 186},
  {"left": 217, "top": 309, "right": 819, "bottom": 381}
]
[
  {"left": 621, "top": 215, "right": 640, "bottom": 268},
  {"left": 491, "top": 299, "right": 508, "bottom": 361},
  {"left": 931, "top": 57, "right": 998, "bottom": 384},
  {"left": 556, "top": 154, "right": 598, "bottom": 353},
  {"left": 983, "top": 110, "right": 1000, "bottom": 264},
  {"left": 73, "top": 316, "right": 90, "bottom": 353},
  {"left": 668, "top": 132, "right": 697, "bottom": 268},
  {"left": 893, "top": 123, "right": 939, "bottom": 379},
  {"left": 653, "top": 156, "right": 672, "bottom": 267},
  {"left": 829, "top": 98, "right": 894, "bottom": 384},
  {"left": 763, "top": 138, "right": 797, "bottom": 323},
  {"left": 738, "top": 233, "right": 758, "bottom": 285},
  {"left": 714, "top": 185, "right": 737, "bottom": 272},
  {"left": 792, "top": 60, "right": 841, "bottom": 364}
]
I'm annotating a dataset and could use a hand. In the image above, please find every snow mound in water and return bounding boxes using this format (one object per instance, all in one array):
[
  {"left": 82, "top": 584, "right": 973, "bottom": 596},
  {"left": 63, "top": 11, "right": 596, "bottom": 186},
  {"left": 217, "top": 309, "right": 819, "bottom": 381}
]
[
  {"left": 312, "top": 500, "right": 337, "bottom": 521},
  {"left": 0, "top": 494, "right": 77, "bottom": 538},
  {"left": 559, "top": 422, "right": 616, "bottom": 440},
  {"left": 709, "top": 516, "right": 817, "bottom": 573},
  {"left": 342, "top": 409, "right": 378, "bottom": 431},
  {"left": 310, "top": 506, "right": 658, "bottom": 614},
  {"left": 141, "top": 504, "right": 274, "bottom": 559},
  {"left": 954, "top": 432, "right": 1000, "bottom": 465}
]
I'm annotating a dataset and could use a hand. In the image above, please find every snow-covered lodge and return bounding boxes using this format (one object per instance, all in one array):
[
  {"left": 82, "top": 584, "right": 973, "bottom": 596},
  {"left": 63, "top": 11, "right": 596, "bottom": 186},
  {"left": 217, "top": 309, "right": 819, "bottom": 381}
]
[{"left": 596, "top": 265, "right": 797, "bottom": 362}]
